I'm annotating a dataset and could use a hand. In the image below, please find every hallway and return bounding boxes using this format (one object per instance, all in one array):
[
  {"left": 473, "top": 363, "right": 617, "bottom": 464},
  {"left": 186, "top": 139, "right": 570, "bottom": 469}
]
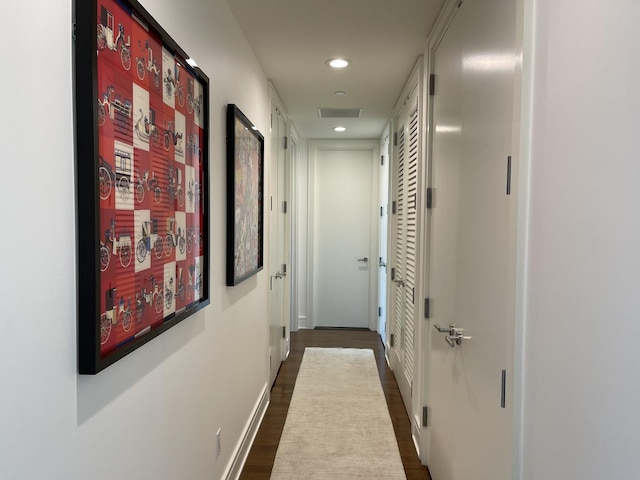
[{"left": 240, "top": 329, "right": 430, "bottom": 480}]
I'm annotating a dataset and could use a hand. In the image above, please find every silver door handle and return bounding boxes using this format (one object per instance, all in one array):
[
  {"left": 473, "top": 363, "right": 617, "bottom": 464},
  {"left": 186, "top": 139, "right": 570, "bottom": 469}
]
[
  {"left": 445, "top": 333, "right": 472, "bottom": 348},
  {"left": 393, "top": 278, "right": 405, "bottom": 287},
  {"left": 434, "top": 324, "right": 462, "bottom": 335},
  {"left": 275, "top": 272, "right": 285, "bottom": 279},
  {"left": 434, "top": 323, "right": 454, "bottom": 334},
  {"left": 357, "top": 257, "right": 368, "bottom": 262}
]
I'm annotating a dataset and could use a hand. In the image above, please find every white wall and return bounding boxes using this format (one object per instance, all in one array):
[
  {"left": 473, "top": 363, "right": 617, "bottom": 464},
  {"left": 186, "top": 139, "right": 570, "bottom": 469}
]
[
  {"left": 0, "top": 1, "right": 270, "bottom": 479},
  {"left": 521, "top": 1, "right": 640, "bottom": 478}
]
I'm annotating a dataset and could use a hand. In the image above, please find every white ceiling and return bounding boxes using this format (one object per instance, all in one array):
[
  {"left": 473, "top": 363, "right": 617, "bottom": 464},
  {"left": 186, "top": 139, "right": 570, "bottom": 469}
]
[{"left": 226, "top": 0, "right": 446, "bottom": 139}]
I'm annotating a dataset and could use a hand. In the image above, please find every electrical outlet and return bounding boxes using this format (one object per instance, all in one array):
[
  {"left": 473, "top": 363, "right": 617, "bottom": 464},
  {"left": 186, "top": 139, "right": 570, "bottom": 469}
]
[{"left": 216, "top": 428, "right": 222, "bottom": 459}]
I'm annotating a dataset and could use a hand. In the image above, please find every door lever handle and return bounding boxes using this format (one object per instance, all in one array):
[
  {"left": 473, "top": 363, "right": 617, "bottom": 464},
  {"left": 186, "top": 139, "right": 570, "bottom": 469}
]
[
  {"left": 357, "top": 257, "right": 369, "bottom": 262},
  {"left": 433, "top": 324, "right": 467, "bottom": 336},
  {"left": 434, "top": 323, "right": 456, "bottom": 335},
  {"left": 445, "top": 333, "right": 472, "bottom": 348}
]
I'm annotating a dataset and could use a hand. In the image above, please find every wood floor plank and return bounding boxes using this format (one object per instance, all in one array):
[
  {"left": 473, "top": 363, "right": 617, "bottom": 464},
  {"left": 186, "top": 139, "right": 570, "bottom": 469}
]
[{"left": 239, "top": 329, "right": 431, "bottom": 480}]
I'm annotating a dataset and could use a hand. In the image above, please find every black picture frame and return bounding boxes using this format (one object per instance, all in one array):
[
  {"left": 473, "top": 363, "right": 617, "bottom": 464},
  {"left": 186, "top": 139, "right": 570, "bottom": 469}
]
[
  {"left": 74, "top": 0, "right": 210, "bottom": 374},
  {"left": 226, "top": 104, "right": 264, "bottom": 286}
]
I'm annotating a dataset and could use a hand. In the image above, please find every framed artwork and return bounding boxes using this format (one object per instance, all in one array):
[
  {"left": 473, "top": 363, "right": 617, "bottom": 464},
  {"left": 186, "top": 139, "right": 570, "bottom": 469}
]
[
  {"left": 226, "top": 104, "right": 264, "bottom": 286},
  {"left": 74, "top": 0, "right": 210, "bottom": 374}
]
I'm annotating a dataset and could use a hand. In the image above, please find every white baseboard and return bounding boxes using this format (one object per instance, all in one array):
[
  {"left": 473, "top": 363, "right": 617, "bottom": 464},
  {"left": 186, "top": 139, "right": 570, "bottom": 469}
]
[{"left": 223, "top": 383, "right": 270, "bottom": 480}]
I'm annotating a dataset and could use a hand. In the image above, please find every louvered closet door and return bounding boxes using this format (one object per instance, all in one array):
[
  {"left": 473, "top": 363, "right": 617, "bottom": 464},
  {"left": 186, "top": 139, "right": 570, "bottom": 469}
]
[
  {"left": 403, "top": 104, "right": 419, "bottom": 387},
  {"left": 391, "top": 90, "right": 419, "bottom": 416},
  {"left": 393, "top": 125, "right": 406, "bottom": 355}
]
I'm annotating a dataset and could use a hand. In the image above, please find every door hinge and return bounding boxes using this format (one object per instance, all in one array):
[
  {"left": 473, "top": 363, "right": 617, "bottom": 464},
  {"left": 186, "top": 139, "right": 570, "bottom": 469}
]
[
  {"left": 422, "top": 406, "right": 429, "bottom": 427},
  {"left": 283, "top": 200, "right": 287, "bottom": 214},
  {"left": 283, "top": 136, "right": 288, "bottom": 149},
  {"left": 381, "top": 155, "right": 385, "bottom": 166},
  {"left": 501, "top": 369, "right": 507, "bottom": 408},
  {"left": 380, "top": 206, "right": 383, "bottom": 217},
  {"left": 424, "top": 298, "right": 430, "bottom": 319},
  {"left": 378, "top": 307, "right": 382, "bottom": 317},
  {"left": 282, "top": 264, "right": 287, "bottom": 274},
  {"left": 429, "top": 74, "right": 436, "bottom": 96},
  {"left": 412, "top": 287, "right": 415, "bottom": 305},
  {"left": 392, "top": 200, "right": 397, "bottom": 214},
  {"left": 426, "top": 187, "right": 433, "bottom": 209},
  {"left": 391, "top": 267, "right": 396, "bottom": 281},
  {"left": 270, "top": 113, "right": 273, "bottom": 128},
  {"left": 282, "top": 326, "right": 286, "bottom": 339},
  {"left": 270, "top": 195, "right": 273, "bottom": 211},
  {"left": 390, "top": 333, "right": 395, "bottom": 347},
  {"left": 506, "top": 155, "right": 512, "bottom": 195},
  {"left": 393, "top": 132, "right": 398, "bottom": 146}
]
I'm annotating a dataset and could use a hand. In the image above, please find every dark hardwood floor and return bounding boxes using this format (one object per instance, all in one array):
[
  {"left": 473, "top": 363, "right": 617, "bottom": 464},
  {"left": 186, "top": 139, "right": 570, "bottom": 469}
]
[{"left": 239, "top": 329, "right": 431, "bottom": 480}]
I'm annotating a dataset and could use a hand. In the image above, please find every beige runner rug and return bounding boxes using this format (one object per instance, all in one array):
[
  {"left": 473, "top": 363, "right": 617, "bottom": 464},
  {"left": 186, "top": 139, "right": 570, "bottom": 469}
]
[{"left": 270, "top": 347, "right": 407, "bottom": 479}]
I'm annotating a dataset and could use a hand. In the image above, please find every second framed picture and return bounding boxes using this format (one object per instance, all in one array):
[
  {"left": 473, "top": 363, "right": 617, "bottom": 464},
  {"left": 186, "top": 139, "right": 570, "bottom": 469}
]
[{"left": 226, "top": 104, "right": 264, "bottom": 286}]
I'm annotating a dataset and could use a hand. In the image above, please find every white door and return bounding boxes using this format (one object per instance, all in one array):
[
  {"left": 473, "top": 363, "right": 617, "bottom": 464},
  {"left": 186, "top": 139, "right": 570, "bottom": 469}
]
[
  {"left": 427, "top": 0, "right": 517, "bottom": 478},
  {"left": 390, "top": 88, "right": 420, "bottom": 416},
  {"left": 268, "top": 103, "right": 288, "bottom": 386},
  {"left": 310, "top": 142, "right": 377, "bottom": 329}
]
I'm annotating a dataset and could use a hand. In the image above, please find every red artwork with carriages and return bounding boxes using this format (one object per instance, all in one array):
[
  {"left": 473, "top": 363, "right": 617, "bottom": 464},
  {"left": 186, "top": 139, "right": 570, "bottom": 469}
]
[{"left": 75, "top": 0, "right": 209, "bottom": 374}]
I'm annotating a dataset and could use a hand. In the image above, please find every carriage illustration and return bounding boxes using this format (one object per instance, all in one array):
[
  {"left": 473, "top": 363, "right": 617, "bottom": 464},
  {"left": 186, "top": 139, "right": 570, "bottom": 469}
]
[
  {"left": 97, "top": 85, "right": 132, "bottom": 132},
  {"left": 136, "top": 40, "right": 161, "bottom": 89},
  {"left": 134, "top": 108, "right": 160, "bottom": 147},
  {"left": 98, "top": 148, "right": 132, "bottom": 202},
  {"left": 100, "top": 288, "right": 133, "bottom": 345},
  {"left": 97, "top": 6, "right": 132, "bottom": 71}
]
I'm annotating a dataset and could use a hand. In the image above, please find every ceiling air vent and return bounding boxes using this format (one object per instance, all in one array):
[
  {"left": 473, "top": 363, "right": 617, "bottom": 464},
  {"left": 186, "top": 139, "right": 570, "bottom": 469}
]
[{"left": 318, "top": 108, "right": 362, "bottom": 119}]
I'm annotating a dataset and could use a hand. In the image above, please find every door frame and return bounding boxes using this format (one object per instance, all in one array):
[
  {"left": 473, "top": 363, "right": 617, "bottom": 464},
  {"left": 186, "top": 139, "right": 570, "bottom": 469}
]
[
  {"left": 307, "top": 140, "right": 380, "bottom": 330},
  {"left": 267, "top": 84, "right": 291, "bottom": 387},
  {"left": 386, "top": 58, "right": 425, "bottom": 452},
  {"left": 378, "top": 124, "right": 391, "bottom": 341},
  {"left": 288, "top": 124, "right": 300, "bottom": 341}
]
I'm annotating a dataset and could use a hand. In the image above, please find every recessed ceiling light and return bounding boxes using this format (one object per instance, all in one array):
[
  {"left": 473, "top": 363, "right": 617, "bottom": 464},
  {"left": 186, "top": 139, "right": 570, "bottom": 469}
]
[
  {"left": 333, "top": 126, "right": 347, "bottom": 132},
  {"left": 334, "top": 90, "right": 346, "bottom": 96},
  {"left": 326, "top": 58, "right": 350, "bottom": 69}
]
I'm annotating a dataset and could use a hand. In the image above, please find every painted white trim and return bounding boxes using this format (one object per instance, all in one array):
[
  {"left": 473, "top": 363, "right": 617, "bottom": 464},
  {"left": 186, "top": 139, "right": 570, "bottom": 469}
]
[
  {"left": 224, "top": 384, "right": 270, "bottom": 480},
  {"left": 511, "top": 0, "right": 534, "bottom": 478},
  {"left": 288, "top": 125, "right": 300, "bottom": 334},
  {"left": 388, "top": 56, "right": 424, "bottom": 456},
  {"left": 268, "top": 81, "right": 288, "bottom": 121},
  {"left": 297, "top": 315, "right": 308, "bottom": 329}
]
